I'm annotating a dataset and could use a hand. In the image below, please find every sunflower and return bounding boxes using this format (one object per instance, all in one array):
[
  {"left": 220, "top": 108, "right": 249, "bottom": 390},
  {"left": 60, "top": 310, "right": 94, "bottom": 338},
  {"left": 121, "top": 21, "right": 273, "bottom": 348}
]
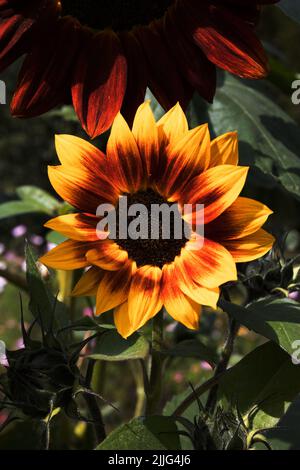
[
  {"left": 39, "top": 102, "right": 274, "bottom": 338},
  {"left": 1, "top": 0, "right": 277, "bottom": 138}
]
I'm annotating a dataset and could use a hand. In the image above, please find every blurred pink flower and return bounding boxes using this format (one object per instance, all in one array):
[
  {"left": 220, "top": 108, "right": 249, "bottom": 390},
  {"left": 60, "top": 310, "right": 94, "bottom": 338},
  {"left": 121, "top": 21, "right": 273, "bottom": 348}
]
[
  {"left": 288, "top": 290, "right": 300, "bottom": 302},
  {"left": 166, "top": 321, "right": 177, "bottom": 333},
  {"left": 173, "top": 372, "right": 184, "bottom": 384},
  {"left": 83, "top": 307, "right": 94, "bottom": 318},
  {"left": 11, "top": 224, "right": 27, "bottom": 238},
  {"left": 200, "top": 361, "right": 212, "bottom": 371},
  {"left": 4, "top": 251, "right": 23, "bottom": 264},
  {"left": 0, "top": 340, "right": 8, "bottom": 366},
  {"left": 0, "top": 277, "right": 7, "bottom": 294},
  {"left": 0, "top": 411, "right": 8, "bottom": 426},
  {"left": 46, "top": 242, "right": 57, "bottom": 252},
  {"left": 15, "top": 337, "right": 25, "bottom": 350},
  {"left": 30, "top": 234, "right": 44, "bottom": 246}
]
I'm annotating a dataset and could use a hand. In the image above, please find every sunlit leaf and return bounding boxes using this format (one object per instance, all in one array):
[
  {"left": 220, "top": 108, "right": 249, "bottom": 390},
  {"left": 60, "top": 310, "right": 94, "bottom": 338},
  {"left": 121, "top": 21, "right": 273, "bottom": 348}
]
[
  {"left": 218, "top": 341, "right": 300, "bottom": 430},
  {"left": 219, "top": 297, "right": 300, "bottom": 356},
  {"left": 88, "top": 329, "right": 149, "bottom": 361},
  {"left": 96, "top": 416, "right": 180, "bottom": 450}
]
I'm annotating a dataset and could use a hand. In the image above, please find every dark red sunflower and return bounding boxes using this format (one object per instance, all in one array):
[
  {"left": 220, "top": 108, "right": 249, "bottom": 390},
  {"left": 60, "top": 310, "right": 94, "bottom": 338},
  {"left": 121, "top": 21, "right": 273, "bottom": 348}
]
[{"left": 0, "top": 0, "right": 278, "bottom": 138}]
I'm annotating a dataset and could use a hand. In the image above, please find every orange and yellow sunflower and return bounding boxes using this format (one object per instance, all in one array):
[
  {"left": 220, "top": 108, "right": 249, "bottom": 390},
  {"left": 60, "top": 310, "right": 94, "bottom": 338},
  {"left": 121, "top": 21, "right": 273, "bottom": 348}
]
[
  {"left": 40, "top": 102, "right": 274, "bottom": 338},
  {"left": 0, "top": 0, "right": 278, "bottom": 137}
]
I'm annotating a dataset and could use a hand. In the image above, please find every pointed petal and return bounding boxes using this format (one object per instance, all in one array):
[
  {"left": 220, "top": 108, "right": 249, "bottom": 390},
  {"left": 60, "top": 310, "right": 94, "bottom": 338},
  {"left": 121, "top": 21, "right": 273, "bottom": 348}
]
[
  {"left": 11, "top": 17, "right": 81, "bottom": 117},
  {"left": 127, "top": 265, "right": 163, "bottom": 335},
  {"left": 45, "top": 213, "right": 100, "bottom": 242},
  {"left": 161, "top": 262, "right": 201, "bottom": 330},
  {"left": 54, "top": 134, "right": 120, "bottom": 203},
  {"left": 223, "top": 229, "right": 275, "bottom": 262},
  {"left": 55, "top": 134, "right": 104, "bottom": 169},
  {"left": 48, "top": 165, "right": 116, "bottom": 214},
  {"left": 181, "top": 165, "right": 248, "bottom": 224},
  {"left": 182, "top": 237, "right": 237, "bottom": 288},
  {"left": 114, "top": 302, "right": 133, "bottom": 339},
  {"left": 160, "top": 124, "right": 211, "bottom": 199},
  {"left": 205, "top": 197, "right": 273, "bottom": 241},
  {"left": 210, "top": 132, "right": 239, "bottom": 167},
  {"left": 72, "top": 266, "right": 104, "bottom": 296},
  {"left": 107, "top": 112, "right": 143, "bottom": 193},
  {"left": 174, "top": 255, "right": 220, "bottom": 307},
  {"left": 95, "top": 261, "right": 136, "bottom": 315},
  {"left": 72, "top": 29, "right": 127, "bottom": 138},
  {"left": 132, "top": 101, "right": 159, "bottom": 181},
  {"left": 164, "top": 4, "right": 216, "bottom": 103},
  {"left": 39, "top": 239, "right": 93, "bottom": 270},
  {"left": 191, "top": 4, "right": 269, "bottom": 78},
  {"left": 157, "top": 103, "right": 188, "bottom": 149},
  {"left": 135, "top": 23, "right": 191, "bottom": 110},
  {"left": 0, "top": 0, "right": 59, "bottom": 72},
  {"left": 120, "top": 31, "right": 147, "bottom": 126},
  {"left": 86, "top": 240, "right": 128, "bottom": 271}
]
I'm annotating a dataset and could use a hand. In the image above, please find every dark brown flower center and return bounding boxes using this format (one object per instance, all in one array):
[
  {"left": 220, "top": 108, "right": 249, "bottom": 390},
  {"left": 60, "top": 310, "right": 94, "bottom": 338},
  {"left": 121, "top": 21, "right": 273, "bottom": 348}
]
[
  {"left": 60, "top": 0, "right": 174, "bottom": 31},
  {"left": 114, "top": 189, "right": 190, "bottom": 268}
]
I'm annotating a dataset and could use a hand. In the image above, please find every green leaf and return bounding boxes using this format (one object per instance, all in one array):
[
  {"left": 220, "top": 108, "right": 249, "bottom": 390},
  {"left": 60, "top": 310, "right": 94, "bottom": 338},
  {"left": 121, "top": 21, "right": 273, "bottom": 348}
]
[
  {"left": 46, "top": 230, "right": 67, "bottom": 245},
  {"left": 25, "top": 243, "right": 69, "bottom": 333},
  {"left": 162, "top": 339, "right": 218, "bottom": 367},
  {"left": 16, "top": 186, "right": 60, "bottom": 215},
  {"left": 192, "top": 74, "right": 300, "bottom": 200},
  {"left": 146, "top": 88, "right": 165, "bottom": 121},
  {"left": 96, "top": 416, "right": 180, "bottom": 450},
  {"left": 88, "top": 329, "right": 149, "bottom": 361},
  {"left": 0, "top": 201, "right": 47, "bottom": 220},
  {"left": 47, "top": 105, "right": 79, "bottom": 122},
  {"left": 218, "top": 341, "right": 300, "bottom": 430},
  {"left": 278, "top": 1, "right": 300, "bottom": 24},
  {"left": 220, "top": 297, "right": 300, "bottom": 356},
  {"left": 267, "top": 396, "right": 300, "bottom": 450}
]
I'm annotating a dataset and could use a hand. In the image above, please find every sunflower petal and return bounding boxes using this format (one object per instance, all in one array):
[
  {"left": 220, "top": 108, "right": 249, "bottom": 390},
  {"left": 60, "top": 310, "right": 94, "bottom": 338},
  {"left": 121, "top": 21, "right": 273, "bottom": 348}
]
[
  {"left": 55, "top": 134, "right": 104, "bottom": 169},
  {"left": 127, "top": 265, "right": 163, "bottom": 335},
  {"left": 120, "top": 31, "right": 148, "bottom": 126},
  {"left": 48, "top": 165, "right": 116, "bottom": 214},
  {"left": 107, "top": 112, "right": 143, "bottom": 193},
  {"left": 96, "top": 261, "right": 136, "bottom": 315},
  {"left": 45, "top": 213, "right": 100, "bottom": 242},
  {"left": 164, "top": 4, "right": 216, "bottom": 103},
  {"left": 210, "top": 132, "right": 239, "bottom": 167},
  {"left": 181, "top": 165, "right": 248, "bottom": 224},
  {"left": 114, "top": 302, "right": 133, "bottom": 339},
  {"left": 161, "top": 262, "right": 201, "bottom": 330},
  {"left": 205, "top": 197, "right": 273, "bottom": 241},
  {"left": 161, "top": 124, "right": 211, "bottom": 199},
  {"left": 39, "top": 239, "right": 93, "bottom": 270},
  {"left": 11, "top": 17, "right": 81, "bottom": 117},
  {"left": 72, "top": 266, "right": 104, "bottom": 296},
  {"left": 174, "top": 255, "right": 220, "bottom": 307},
  {"left": 135, "top": 24, "right": 191, "bottom": 110},
  {"left": 223, "top": 229, "right": 275, "bottom": 262},
  {"left": 182, "top": 238, "right": 237, "bottom": 288},
  {"left": 191, "top": 4, "right": 269, "bottom": 78},
  {"left": 86, "top": 240, "right": 128, "bottom": 271},
  {"left": 132, "top": 101, "right": 159, "bottom": 181},
  {"left": 156, "top": 102, "right": 188, "bottom": 149},
  {"left": 72, "top": 29, "right": 127, "bottom": 138}
]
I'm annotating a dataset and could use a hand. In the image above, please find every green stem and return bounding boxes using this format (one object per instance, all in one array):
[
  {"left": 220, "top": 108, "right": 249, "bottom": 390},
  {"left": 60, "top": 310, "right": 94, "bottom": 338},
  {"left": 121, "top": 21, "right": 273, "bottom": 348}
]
[
  {"left": 205, "top": 315, "right": 239, "bottom": 414},
  {"left": 145, "top": 310, "right": 164, "bottom": 415},
  {"left": 84, "top": 359, "right": 106, "bottom": 446},
  {"left": 130, "top": 361, "right": 147, "bottom": 417}
]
